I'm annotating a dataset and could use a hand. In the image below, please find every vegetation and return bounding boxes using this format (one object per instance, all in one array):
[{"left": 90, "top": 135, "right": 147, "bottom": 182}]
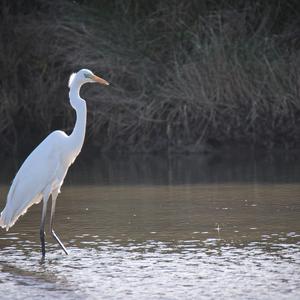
[{"left": 1, "top": 0, "right": 300, "bottom": 155}]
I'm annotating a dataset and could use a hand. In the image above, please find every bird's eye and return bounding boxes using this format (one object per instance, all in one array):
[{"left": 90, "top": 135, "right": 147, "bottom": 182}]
[{"left": 84, "top": 73, "right": 90, "bottom": 78}]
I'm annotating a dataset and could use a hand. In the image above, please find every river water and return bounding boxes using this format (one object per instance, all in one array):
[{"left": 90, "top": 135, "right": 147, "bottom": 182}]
[{"left": 0, "top": 153, "right": 299, "bottom": 299}]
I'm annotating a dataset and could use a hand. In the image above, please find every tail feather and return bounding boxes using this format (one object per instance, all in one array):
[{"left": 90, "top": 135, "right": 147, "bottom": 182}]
[
  {"left": 0, "top": 210, "right": 12, "bottom": 231},
  {"left": 0, "top": 194, "right": 43, "bottom": 231},
  {"left": 1, "top": 175, "right": 19, "bottom": 231},
  {"left": 0, "top": 215, "right": 5, "bottom": 229},
  {"left": 0, "top": 207, "right": 16, "bottom": 231}
]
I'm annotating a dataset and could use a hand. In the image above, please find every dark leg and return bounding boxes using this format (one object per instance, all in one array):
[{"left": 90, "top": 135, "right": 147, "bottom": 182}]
[
  {"left": 50, "top": 192, "right": 69, "bottom": 255},
  {"left": 40, "top": 199, "right": 48, "bottom": 257}
]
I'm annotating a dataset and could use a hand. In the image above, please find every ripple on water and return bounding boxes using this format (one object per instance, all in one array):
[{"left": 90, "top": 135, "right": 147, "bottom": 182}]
[{"left": 0, "top": 232, "right": 299, "bottom": 300}]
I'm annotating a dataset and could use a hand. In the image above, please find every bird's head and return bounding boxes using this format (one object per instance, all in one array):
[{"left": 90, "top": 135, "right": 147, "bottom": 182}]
[{"left": 68, "top": 69, "right": 109, "bottom": 88}]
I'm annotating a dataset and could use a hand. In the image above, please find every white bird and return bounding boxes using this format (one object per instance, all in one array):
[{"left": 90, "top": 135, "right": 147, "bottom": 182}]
[{"left": 0, "top": 69, "right": 109, "bottom": 256}]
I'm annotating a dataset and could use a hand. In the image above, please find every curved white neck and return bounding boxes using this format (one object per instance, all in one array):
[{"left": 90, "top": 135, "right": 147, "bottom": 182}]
[{"left": 68, "top": 80, "right": 87, "bottom": 152}]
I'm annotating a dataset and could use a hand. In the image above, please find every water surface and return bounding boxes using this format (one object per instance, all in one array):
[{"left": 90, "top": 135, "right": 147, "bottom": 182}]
[{"left": 0, "top": 153, "right": 299, "bottom": 299}]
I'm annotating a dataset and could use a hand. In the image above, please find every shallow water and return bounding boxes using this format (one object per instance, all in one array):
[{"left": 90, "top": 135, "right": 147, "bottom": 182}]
[{"left": 0, "top": 153, "right": 300, "bottom": 299}]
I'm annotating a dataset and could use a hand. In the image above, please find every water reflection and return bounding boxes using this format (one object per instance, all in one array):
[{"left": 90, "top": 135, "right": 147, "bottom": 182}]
[
  {"left": 66, "top": 151, "right": 300, "bottom": 185},
  {"left": 2, "top": 151, "right": 300, "bottom": 186},
  {"left": 0, "top": 154, "right": 299, "bottom": 299}
]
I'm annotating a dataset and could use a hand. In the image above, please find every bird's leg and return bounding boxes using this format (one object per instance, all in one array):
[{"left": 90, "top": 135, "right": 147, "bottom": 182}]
[
  {"left": 50, "top": 192, "right": 69, "bottom": 255},
  {"left": 40, "top": 199, "right": 48, "bottom": 257}
]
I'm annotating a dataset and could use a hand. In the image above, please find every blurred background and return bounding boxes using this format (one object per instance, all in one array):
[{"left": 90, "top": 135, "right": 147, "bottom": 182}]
[
  {"left": 1, "top": 2, "right": 300, "bottom": 299},
  {"left": 1, "top": 0, "right": 300, "bottom": 156}
]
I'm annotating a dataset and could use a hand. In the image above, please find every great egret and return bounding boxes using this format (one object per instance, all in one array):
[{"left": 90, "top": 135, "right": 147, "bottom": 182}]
[{"left": 0, "top": 69, "right": 109, "bottom": 256}]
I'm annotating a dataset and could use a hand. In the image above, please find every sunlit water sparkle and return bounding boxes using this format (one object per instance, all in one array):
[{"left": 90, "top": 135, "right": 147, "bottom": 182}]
[{"left": 0, "top": 154, "right": 300, "bottom": 299}]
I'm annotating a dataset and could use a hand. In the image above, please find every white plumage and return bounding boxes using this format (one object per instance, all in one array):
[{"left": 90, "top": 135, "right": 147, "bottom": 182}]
[
  {"left": 0, "top": 131, "right": 67, "bottom": 229},
  {"left": 68, "top": 72, "right": 76, "bottom": 87},
  {"left": 0, "top": 69, "right": 109, "bottom": 256}
]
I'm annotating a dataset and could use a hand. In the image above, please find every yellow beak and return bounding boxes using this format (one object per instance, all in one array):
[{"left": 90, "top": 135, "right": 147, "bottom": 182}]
[{"left": 91, "top": 74, "right": 109, "bottom": 86}]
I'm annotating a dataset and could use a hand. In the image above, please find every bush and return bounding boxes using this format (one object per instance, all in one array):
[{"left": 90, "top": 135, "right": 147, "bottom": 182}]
[{"left": 1, "top": 0, "right": 300, "bottom": 155}]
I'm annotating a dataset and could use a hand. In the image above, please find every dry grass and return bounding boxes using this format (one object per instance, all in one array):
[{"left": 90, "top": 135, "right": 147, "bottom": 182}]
[{"left": 1, "top": 0, "right": 300, "bottom": 155}]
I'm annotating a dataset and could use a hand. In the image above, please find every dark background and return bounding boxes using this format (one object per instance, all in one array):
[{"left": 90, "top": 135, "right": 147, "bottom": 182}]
[{"left": 1, "top": 0, "right": 300, "bottom": 156}]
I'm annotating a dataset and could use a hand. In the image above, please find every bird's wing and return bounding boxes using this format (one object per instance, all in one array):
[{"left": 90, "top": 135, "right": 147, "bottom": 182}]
[{"left": 0, "top": 131, "right": 67, "bottom": 229}]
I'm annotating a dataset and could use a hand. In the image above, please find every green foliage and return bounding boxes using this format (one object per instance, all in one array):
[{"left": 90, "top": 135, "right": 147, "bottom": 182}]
[{"left": 1, "top": 0, "right": 300, "bottom": 154}]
